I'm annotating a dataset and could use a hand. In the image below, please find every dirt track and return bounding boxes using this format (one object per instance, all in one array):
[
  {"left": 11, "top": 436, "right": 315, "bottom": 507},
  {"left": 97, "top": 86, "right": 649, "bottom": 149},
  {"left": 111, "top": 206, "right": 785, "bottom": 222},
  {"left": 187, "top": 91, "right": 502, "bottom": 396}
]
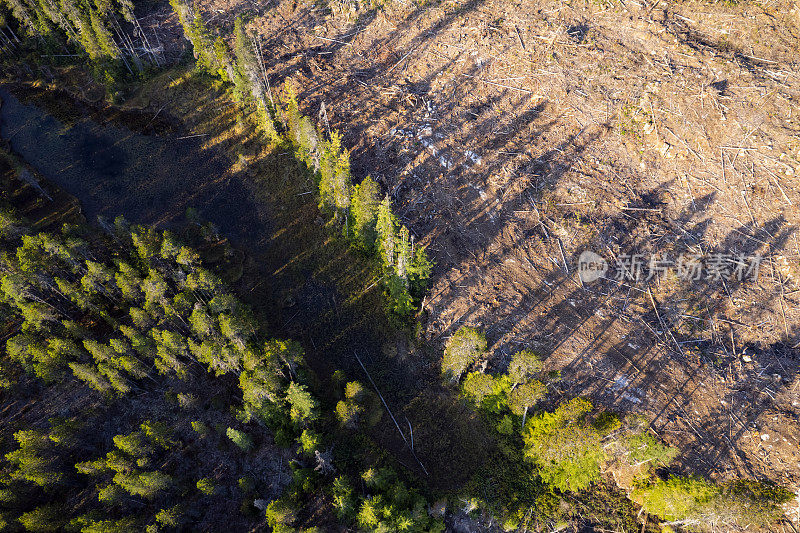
[{"left": 181, "top": 0, "right": 800, "bottom": 498}]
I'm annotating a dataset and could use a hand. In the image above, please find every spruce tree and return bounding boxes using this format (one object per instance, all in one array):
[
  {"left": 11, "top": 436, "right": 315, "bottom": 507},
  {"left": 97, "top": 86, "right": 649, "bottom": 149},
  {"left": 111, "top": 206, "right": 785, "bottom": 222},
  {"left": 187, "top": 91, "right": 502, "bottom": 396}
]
[
  {"left": 375, "top": 195, "right": 396, "bottom": 269},
  {"left": 350, "top": 176, "right": 380, "bottom": 250}
]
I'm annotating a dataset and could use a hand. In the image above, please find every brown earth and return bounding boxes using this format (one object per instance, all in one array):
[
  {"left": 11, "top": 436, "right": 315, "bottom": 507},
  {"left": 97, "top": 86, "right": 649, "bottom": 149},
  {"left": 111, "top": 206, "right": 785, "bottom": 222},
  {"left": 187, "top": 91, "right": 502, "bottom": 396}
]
[{"left": 187, "top": 0, "right": 800, "bottom": 504}]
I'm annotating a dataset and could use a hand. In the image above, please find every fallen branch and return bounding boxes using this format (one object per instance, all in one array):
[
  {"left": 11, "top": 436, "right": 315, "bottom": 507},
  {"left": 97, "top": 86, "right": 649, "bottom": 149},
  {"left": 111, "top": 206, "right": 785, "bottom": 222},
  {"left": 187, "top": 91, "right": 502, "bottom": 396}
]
[
  {"left": 462, "top": 73, "right": 538, "bottom": 95},
  {"left": 354, "top": 352, "right": 429, "bottom": 476}
]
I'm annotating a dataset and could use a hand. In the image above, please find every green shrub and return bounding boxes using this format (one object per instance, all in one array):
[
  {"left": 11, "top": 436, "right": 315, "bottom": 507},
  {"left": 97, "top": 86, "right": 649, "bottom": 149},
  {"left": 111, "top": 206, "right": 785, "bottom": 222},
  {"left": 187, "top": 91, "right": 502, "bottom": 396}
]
[
  {"left": 461, "top": 372, "right": 497, "bottom": 406},
  {"left": 634, "top": 476, "right": 794, "bottom": 530},
  {"left": 297, "top": 429, "right": 321, "bottom": 456},
  {"left": 442, "top": 326, "right": 487, "bottom": 383},
  {"left": 196, "top": 477, "right": 216, "bottom": 495},
  {"left": 633, "top": 475, "right": 716, "bottom": 522},
  {"left": 265, "top": 498, "right": 295, "bottom": 528},
  {"left": 336, "top": 381, "right": 382, "bottom": 429}
]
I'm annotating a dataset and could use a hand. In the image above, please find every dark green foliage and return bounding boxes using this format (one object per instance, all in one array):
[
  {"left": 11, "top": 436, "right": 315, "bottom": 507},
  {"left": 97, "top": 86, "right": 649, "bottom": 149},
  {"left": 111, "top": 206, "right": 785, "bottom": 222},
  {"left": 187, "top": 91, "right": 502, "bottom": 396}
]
[
  {"left": 278, "top": 87, "right": 430, "bottom": 320},
  {"left": 341, "top": 467, "right": 445, "bottom": 532},
  {"left": 567, "top": 482, "right": 653, "bottom": 532},
  {"left": 0, "top": 0, "right": 154, "bottom": 93},
  {"left": 0, "top": 203, "right": 338, "bottom": 530},
  {"left": 0, "top": 113, "right": 789, "bottom": 533}
]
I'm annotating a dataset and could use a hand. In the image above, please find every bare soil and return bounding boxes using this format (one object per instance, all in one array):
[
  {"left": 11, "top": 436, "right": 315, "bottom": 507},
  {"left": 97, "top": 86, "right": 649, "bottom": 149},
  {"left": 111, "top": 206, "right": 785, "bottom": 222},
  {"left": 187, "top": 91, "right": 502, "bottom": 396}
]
[{"left": 193, "top": 0, "right": 800, "bottom": 508}]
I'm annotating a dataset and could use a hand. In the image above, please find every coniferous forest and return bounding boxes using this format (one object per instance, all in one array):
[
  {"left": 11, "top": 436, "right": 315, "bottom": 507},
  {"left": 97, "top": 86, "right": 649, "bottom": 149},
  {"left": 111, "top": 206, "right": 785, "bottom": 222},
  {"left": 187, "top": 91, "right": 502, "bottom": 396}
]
[{"left": 0, "top": 0, "right": 799, "bottom": 531}]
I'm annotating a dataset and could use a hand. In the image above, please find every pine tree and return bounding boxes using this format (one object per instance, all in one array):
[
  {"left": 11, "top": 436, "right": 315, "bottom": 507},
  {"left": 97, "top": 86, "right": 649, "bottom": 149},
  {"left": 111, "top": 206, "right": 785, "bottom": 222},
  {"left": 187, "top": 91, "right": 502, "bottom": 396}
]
[
  {"left": 331, "top": 476, "right": 356, "bottom": 519},
  {"left": 170, "top": 0, "right": 226, "bottom": 76},
  {"left": 69, "top": 362, "right": 112, "bottom": 393},
  {"left": 18, "top": 505, "right": 64, "bottom": 532},
  {"left": 407, "top": 244, "right": 432, "bottom": 297},
  {"left": 231, "top": 15, "right": 259, "bottom": 103},
  {"left": 142, "top": 270, "right": 169, "bottom": 318},
  {"left": 176, "top": 246, "right": 199, "bottom": 268},
  {"left": 460, "top": 372, "right": 497, "bottom": 407},
  {"left": 47, "top": 416, "right": 81, "bottom": 447},
  {"left": 151, "top": 329, "right": 188, "bottom": 379},
  {"left": 6, "top": 333, "right": 36, "bottom": 371},
  {"left": 350, "top": 176, "right": 380, "bottom": 250},
  {"left": 113, "top": 470, "right": 173, "bottom": 499},
  {"left": 239, "top": 355, "right": 283, "bottom": 409},
  {"left": 189, "top": 303, "right": 215, "bottom": 337},
  {"left": 5, "top": 430, "right": 63, "bottom": 487},
  {"left": 335, "top": 381, "right": 382, "bottom": 430},
  {"left": 155, "top": 505, "right": 183, "bottom": 527},
  {"left": 297, "top": 429, "right": 321, "bottom": 457},
  {"left": 98, "top": 482, "right": 126, "bottom": 503},
  {"left": 70, "top": 516, "right": 137, "bottom": 533},
  {"left": 297, "top": 116, "right": 321, "bottom": 171},
  {"left": 285, "top": 381, "right": 317, "bottom": 424},
  {"left": 160, "top": 231, "right": 182, "bottom": 260},
  {"left": 319, "top": 131, "right": 345, "bottom": 212},
  {"left": 191, "top": 420, "right": 210, "bottom": 437},
  {"left": 131, "top": 226, "right": 161, "bottom": 262},
  {"left": 226, "top": 427, "right": 253, "bottom": 451},
  {"left": 396, "top": 226, "right": 411, "bottom": 282},
  {"left": 375, "top": 195, "right": 396, "bottom": 269},
  {"left": 115, "top": 261, "right": 143, "bottom": 300}
]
